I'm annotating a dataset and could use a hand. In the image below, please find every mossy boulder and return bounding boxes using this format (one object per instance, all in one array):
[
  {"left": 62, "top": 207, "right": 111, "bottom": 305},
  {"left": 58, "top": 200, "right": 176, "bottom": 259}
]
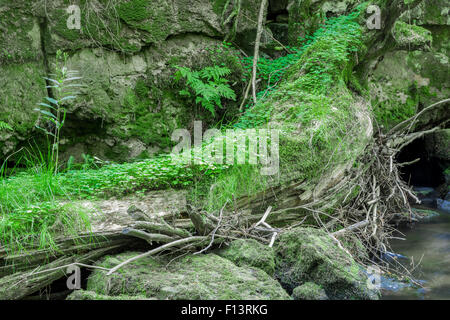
[
  {"left": 0, "top": 32, "right": 245, "bottom": 162},
  {"left": 274, "top": 227, "right": 379, "bottom": 300},
  {"left": 67, "top": 290, "right": 150, "bottom": 300},
  {"left": 87, "top": 252, "right": 290, "bottom": 300},
  {"left": 392, "top": 21, "right": 432, "bottom": 50},
  {"left": 0, "top": 1, "right": 247, "bottom": 162},
  {"left": 292, "top": 282, "right": 328, "bottom": 300},
  {"left": 216, "top": 239, "right": 276, "bottom": 276},
  {"left": 44, "top": 0, "right": 263, "bottom": 54}
]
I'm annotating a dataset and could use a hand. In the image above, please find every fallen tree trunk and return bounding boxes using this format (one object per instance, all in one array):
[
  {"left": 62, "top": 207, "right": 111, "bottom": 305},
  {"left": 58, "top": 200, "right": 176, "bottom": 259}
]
[{"left": 0, "top": 244, "right": 128, "bottom": 300}]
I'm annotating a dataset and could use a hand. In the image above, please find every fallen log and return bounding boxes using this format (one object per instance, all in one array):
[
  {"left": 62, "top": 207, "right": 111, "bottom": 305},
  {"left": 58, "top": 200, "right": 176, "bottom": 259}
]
[{"left": 0, "top": 244, "right": 128, "bottom": 300}]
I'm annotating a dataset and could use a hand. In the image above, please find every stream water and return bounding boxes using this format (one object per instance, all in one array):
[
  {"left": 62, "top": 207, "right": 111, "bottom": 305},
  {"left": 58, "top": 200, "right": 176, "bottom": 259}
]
[{"left": 382, "top": 206, "right": 450, "bottom": 300}]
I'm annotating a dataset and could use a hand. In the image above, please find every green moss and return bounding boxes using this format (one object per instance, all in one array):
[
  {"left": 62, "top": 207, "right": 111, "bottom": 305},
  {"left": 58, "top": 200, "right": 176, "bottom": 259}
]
[
  {"left": 292, "top": 282, "right": 328, "bottom": 300},
  {"left": 0, "top": 62, "right": 46, "bottom": 158},
  {"left": 216, "top": 239, "right": 276, "bottom": 276},
  {"left": 202, "top": 12, "right": 370, "bottom": 213},
  {"left": 274, "top": 227, "right": 379, "bottom": 300},
  {"left": 87, "top": 252, "right": 290, "bottom": 300},
  {"left": 393, "top": 21, "right": 433, "bottom": 48},
  {"left": 117, "top": 0, "right": 152, "bottom": 23},
  {"left": 0, "top": 1, "right": 42, "bottom": 64},
  {"left": 288, "top": 0, "right": 325, "bottom": 45},
  {"left": 135, "top": 78, "right": 149, "bottom": 99},
  {"left": 212, "top": 0, "right": 228, "bottom": 15},
  {"left": 116, "top": 0, "right": 173, "bottom": 42},
  {"left": 67, "top": 290, "right": 149, "bottom": 300},
  {"left": 118, "top": 87, "right": 178, "bottom": 149},
  {"left": 412, "top": 208, "right": 440, "bottom": 220},
  {"left": 54, "top": 9, "right": 81, "bottom": 41}
]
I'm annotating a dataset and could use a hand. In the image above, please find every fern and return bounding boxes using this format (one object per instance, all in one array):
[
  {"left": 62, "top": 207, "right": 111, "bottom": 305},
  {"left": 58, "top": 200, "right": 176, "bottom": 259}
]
[
  {"left": 0, "top": 121, "right": 13, "bottom": 131},
  {"left": 174, "top": 65, "right": 236, "bottom": 116}
]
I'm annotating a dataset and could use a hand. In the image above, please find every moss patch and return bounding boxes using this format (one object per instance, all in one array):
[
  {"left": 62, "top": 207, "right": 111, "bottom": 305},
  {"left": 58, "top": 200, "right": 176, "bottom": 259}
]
[
  {"left": 274, "top": 227, "right": 379, "bottom": 300},
  {"left": 66, "top": 290, "right": 150, "bottom": 300},
  {"left": 87, "top": 252, "right": 290, "bottom": 299},
  {"left": 292, "top": 282, "right": 328, "bottom": 300},
  {"left": 216, "top": 239, "right": 276, "bottom": 276}
]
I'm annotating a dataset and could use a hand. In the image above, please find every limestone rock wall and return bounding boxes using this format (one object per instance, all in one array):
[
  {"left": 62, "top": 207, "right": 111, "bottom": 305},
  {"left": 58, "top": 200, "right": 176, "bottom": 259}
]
[
  {"left": 1, "top": 0, "right": 448, "bottom": 164},
  {"left": 369, "top": 0, "right": 450, "bottom": 130},
  {"left": 0, "top": 0, "right": 262, "bottom": 162}
]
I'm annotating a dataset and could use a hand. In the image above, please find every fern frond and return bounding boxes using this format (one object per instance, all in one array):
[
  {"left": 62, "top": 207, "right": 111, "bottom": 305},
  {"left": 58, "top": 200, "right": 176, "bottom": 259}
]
[
  {"left": 173, "top": 64, "right": 236, "bottom": 116},
  {"left": 0, "top": 121, "right": 13, "bottom": 131}
]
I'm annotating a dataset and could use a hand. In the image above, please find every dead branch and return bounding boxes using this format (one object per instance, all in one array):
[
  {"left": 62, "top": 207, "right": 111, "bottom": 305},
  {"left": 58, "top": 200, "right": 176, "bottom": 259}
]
[
  {"left": 132, "top": 221, "right": 192, "bottom": 238},
  {"left": 106, "top": 236, "right": 208, "bottom": 276},
  {"left": 194, "top": 200, "right": 228, "bottom": 255},
  {"left": 332, "top": 220, "right": 370, "bottom": 237},
  {"left": 251, "top": 0, "right": 268, "bottom": 104},
  {"left": 122, "top": 228, "right": 176, "bottom": 244},
  {"left": 388, "top": 98, "right": 450, "bottom": 135}
]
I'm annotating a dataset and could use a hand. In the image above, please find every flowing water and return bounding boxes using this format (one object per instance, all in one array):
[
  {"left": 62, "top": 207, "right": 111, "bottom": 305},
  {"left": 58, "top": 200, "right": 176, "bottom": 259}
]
[{"left": 382, "top": 206, "right": 450, "bottom": 300}]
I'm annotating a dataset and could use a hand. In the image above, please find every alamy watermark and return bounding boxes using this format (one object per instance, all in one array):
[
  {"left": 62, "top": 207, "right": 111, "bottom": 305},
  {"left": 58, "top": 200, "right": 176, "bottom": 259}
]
[
  {"left": 63, "top": 3, "right": 384, "bottom": 32},
  {"left": 366, "top": 5, "right": 382, "bottom": 30},
  {"left": 171, "top": 121, "right": 280, "bottom": 176},
  {"left": 66, "top": 265, "right": 81, "bottom": 290},
  {"left": 66, "top": 5, "right": 81, "bottom": 30}
]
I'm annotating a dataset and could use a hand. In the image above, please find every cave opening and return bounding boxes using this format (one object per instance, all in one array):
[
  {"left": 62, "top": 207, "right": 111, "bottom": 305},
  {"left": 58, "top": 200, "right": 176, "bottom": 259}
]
[{"left": 397, "top": 137, "right": 446, "bottom": 188}]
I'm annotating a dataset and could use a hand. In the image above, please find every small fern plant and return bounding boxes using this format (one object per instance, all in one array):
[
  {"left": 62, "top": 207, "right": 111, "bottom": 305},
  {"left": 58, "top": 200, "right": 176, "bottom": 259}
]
[
  {"left": 0, "top": 121, "right": 13, "bottom": 131},
  {"left": 35, "top": 50, "right": 82, "bottom": 173},
  {"left": 174, "top": 65, "right": 236, "bottom": 116}
]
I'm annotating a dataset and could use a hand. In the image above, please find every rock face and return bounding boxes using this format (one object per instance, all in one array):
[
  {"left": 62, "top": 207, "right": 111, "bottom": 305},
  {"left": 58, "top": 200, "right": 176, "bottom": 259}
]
[
  {"left": 0, "top": 0, "right": 263, "bottom": 163},
  {"left": 2, "top": 0, "right": 446, "bottom": 164},
  {"left": 369, "top": 0, "right": 450, "bottom": 130},
  {"left": 85, "top": 252, "right": 290, "bottom": 300},
  {"left": 274, "top": 227, "right": 379, "bottom": 300},
  {"left": 425, "top": 129, "right": 450, "bottom": 163}
]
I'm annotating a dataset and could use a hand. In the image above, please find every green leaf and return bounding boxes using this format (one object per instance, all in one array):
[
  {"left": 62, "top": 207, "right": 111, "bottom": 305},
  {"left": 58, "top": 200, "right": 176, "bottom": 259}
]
[
  {"left": 35, "top": 125, "right": 55, "bottom": 137},
  {"left": 59, "top": 96, "right": 76, "bottom": 102},
  {"left": 63, "top": 77, "right": 82, "bottom": 82},
  {"left": 45, "top": 97, "right": 59, "bottom": 105},
  {"left": 37, "top": 103, "right": 57, "bottom": 110},
  {"left": 43, "top": 77, "right": 60, "bottom": 85},
  {"left": 35, "top": 109, "right": 57, "bottom": 119},
  {"left": 0, "top": 121, "right": 13, "bottom": 131}
]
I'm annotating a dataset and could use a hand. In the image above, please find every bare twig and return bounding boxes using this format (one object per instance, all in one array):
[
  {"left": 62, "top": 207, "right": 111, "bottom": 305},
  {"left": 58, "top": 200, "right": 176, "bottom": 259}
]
[
  {"left": 107, "top": 236, "right": 207, "bottom": 275},
  {"left": 194, "top": 201, "right": 228, "bottom": 255},
  {"left": 251, "top": 0, "right": 268, "bottom": 104}
]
